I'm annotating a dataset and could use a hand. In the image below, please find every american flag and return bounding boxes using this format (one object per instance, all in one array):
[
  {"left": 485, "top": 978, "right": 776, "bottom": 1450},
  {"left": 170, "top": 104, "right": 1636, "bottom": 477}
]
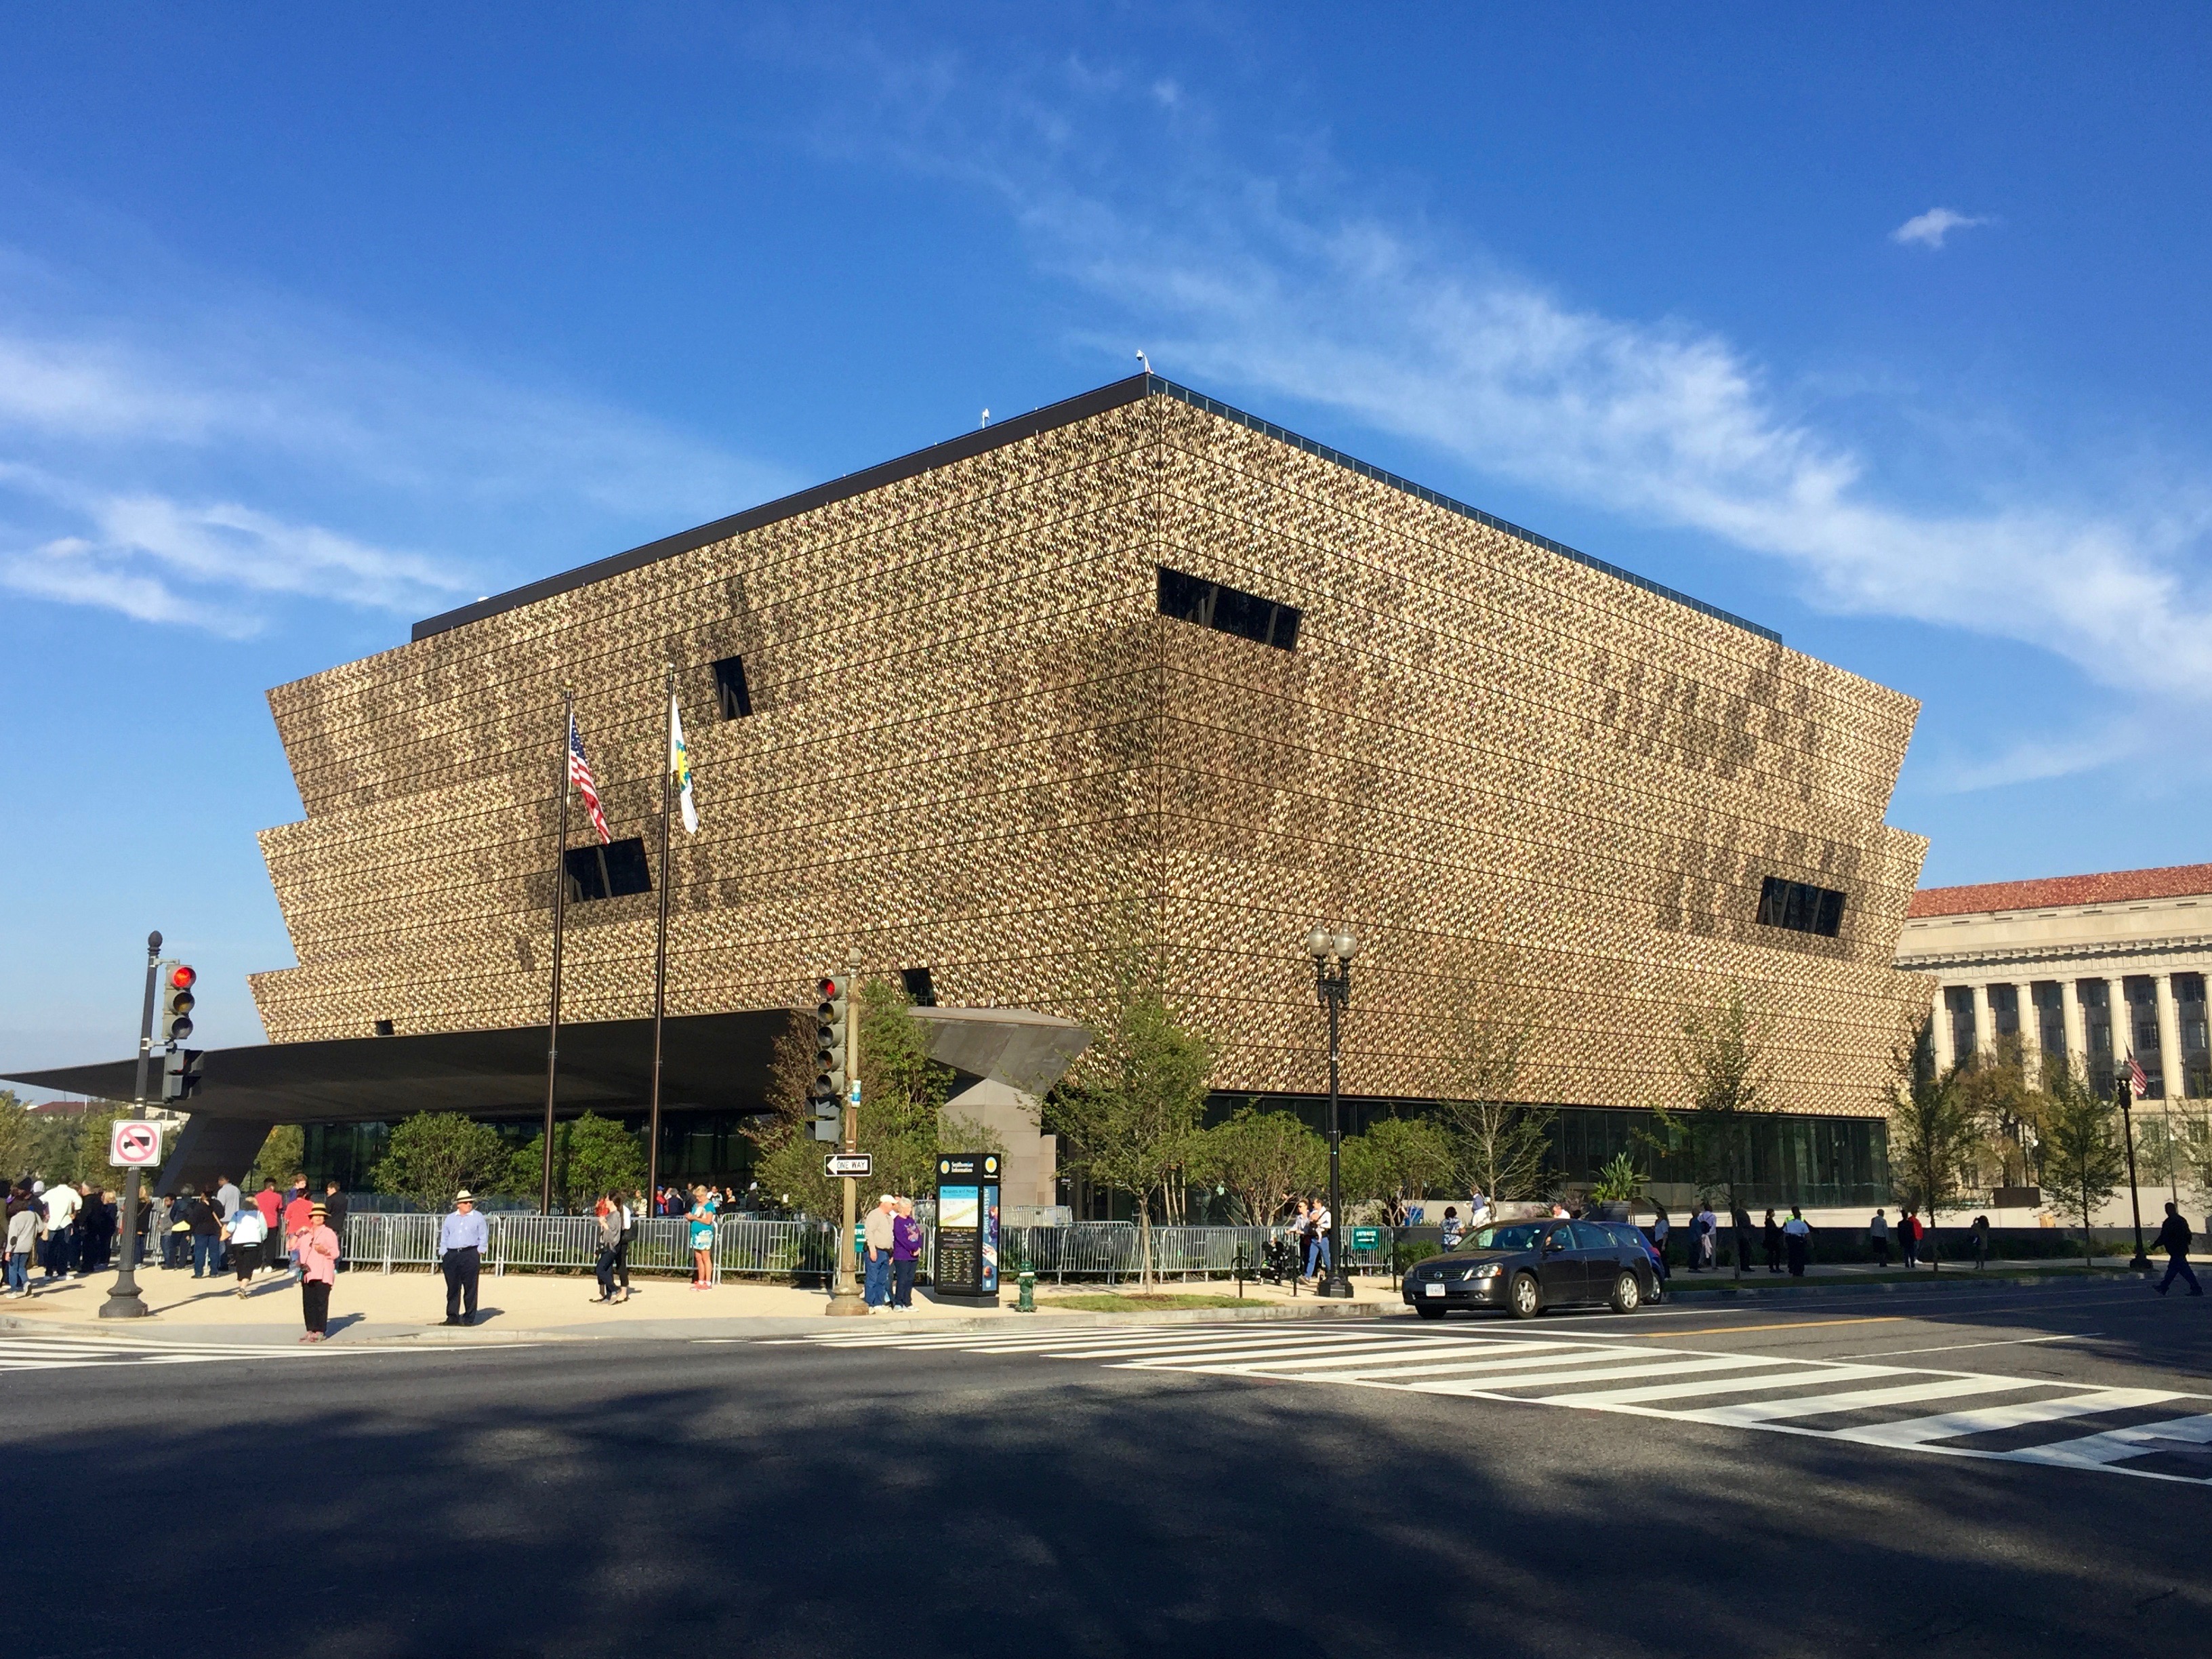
[
  {"left": 568, "top": 714, "right": 611, "bottom": 844},
  {"left": 2127, "top": 1052, "right": 2149, "bottom": 1098}
]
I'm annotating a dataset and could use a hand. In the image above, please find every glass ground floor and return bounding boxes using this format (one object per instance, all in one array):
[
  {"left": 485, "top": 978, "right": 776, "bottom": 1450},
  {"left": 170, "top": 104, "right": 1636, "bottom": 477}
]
[{"left": 1061, "top": 1094, "right": 1888, "bottom": 1216}]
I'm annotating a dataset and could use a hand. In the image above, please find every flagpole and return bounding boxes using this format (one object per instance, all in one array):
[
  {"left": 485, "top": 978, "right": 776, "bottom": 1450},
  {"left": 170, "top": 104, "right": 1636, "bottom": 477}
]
[
  {"left": 649, "top": 661, "right": 674, "bottom": 1210},
  {"left": 543, "top": 687, "right": 573, "bottom": 1216}
]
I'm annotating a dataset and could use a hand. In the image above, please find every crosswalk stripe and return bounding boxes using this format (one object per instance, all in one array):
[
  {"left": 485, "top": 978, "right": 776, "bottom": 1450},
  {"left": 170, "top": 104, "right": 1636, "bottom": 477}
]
[
  {"left": 1999, "top": 1412, "right": 2212, "bottom": 1469},
  {"left": 1410, "top": 1353, "right": 1790, "bottom": 1395},
  {"left": 796, "top": 1322, "right": 2212, "bottom": 1486},
  {"left": 1161, "top": 1343, "right": 1641, "bottom": 1382},
  {"left": 1674, "top": 1375, "right": 2039, "bottom": 1426},
  {"left": 1552, "top": 1364, "right": 1900, "bottom": 1407},
  {"left": 1832, "top": 1389, "right": 2176, "bottom": 1449}
]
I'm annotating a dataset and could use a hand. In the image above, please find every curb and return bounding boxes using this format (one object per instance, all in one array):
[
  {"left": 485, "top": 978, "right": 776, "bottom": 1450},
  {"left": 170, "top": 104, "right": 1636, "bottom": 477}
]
[{"left": 1659, "top": 1269, "right": 2148, "bottom": 1302}]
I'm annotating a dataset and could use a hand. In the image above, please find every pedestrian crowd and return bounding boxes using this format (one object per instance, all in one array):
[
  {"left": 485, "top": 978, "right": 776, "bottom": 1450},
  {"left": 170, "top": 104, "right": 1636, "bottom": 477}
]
[{"left": 4, "top": 1177, "right": 123, "bottom": 1294}]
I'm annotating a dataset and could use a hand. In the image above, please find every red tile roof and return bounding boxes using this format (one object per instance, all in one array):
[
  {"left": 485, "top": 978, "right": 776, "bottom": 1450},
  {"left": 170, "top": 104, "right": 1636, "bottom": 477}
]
[{"left": 1909, "top": 863, "right": 2212, "bottom": 919}]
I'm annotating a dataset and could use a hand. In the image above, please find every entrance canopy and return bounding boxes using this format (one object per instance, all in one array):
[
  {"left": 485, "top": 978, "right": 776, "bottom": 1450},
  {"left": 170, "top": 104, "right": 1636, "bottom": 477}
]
[{"left": 3, "top": 1010, "right": 792, "bottom": 1125}]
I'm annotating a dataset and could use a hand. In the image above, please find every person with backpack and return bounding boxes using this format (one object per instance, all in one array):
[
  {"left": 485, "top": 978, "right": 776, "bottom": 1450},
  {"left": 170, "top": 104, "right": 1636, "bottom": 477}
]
[
  {"left": 2154, "top": 1202, "right": 2202, "bottom": 1296},
  {"left": 1440, "top": 1206, "right": 1463, "bottom": 1252},
  {"left": 1783, "top": 1206, "right": 1813, "bottom": 1277}
]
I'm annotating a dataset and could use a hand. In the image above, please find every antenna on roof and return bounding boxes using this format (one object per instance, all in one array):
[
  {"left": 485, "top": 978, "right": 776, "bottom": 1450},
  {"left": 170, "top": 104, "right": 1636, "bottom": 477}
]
[
  {"left": 979, "top": 408, "right": 990, "bottom": 428},
  {"left": 1135, "top": 349, "right": 1152, "bottom": 378}
]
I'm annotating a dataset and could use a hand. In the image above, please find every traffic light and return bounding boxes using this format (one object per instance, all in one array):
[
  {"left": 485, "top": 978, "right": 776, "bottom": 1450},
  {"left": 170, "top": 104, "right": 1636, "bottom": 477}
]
[
  {"left": 161, "top": 1047, "right": 202, "bottom": 1103},
  {"left": 808, "top": 975, "right": 848, "bottom": 1143},
  {"left": 160, "top": 964, "right": 197, "bottom": 1044}
]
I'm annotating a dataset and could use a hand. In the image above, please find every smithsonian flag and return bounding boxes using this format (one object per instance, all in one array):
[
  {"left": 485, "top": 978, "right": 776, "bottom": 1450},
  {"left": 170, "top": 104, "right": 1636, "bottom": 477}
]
[{"left": 670, "top": 694, "right": 699, "bottom": 834}]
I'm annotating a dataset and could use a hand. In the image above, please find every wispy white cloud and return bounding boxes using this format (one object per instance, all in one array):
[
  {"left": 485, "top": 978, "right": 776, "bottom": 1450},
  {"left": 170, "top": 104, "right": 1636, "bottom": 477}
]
[
  {"left": 855, "top": 63, "right": 2212, "bottom": 757},
  {"left": 0, "top": 245, "right": 790, "bottom": 635},
  {"left": 1891, "top": 207, "right": 1994, "bottom": 249}
]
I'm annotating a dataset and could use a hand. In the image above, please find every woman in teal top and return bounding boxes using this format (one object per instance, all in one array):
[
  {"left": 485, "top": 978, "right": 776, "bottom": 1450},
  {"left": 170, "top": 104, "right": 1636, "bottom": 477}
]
[{"left": 687, "top": 1186, "right": 718, "bottom": 1289}]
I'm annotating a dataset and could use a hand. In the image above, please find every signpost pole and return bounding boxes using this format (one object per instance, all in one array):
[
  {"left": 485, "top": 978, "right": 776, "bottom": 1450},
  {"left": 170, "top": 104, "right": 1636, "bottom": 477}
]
[
  {"left": 827, "top": 955, "right": 867, "bottom": 1314},
  {"left": 99, "top": 930, "right": 162, "bottom": 1321}
]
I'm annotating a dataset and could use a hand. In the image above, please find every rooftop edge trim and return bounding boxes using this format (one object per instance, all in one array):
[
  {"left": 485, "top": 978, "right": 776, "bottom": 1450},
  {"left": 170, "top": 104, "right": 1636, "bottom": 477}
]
[{"left": 411, "top": 372, "right": 1780, "bottom": 647}]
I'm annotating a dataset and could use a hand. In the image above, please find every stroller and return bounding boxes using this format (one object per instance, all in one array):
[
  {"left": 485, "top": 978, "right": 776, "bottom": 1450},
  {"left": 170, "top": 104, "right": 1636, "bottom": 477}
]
[{"left": 1258, "top": 1231, "right": 1300, "bottom": 1285}]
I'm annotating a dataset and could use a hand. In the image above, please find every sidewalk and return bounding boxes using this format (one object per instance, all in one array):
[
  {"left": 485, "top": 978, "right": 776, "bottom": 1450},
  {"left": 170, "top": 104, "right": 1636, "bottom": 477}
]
[{"left": 0, "top": 1259, "right": 1406, "bottom": 1345}]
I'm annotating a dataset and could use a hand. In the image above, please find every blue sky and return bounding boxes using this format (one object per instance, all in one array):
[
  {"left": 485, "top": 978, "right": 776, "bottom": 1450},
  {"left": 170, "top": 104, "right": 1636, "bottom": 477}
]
[{"left": 4, "top": 4, "right": 2211, "bottom": 1076}]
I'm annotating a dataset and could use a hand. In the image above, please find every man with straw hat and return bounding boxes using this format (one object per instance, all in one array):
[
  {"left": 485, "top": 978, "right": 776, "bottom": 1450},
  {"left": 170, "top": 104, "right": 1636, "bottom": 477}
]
[{"left": 437, "top": 1190, "right": 489, "bottom": 1326}]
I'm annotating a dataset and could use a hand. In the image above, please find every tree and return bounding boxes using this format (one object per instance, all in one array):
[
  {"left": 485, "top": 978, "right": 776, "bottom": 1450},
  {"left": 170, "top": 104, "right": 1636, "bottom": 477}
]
[
  {"left": 1956, "top": 1033, "right": 2046, "bottom": 1190},
  {"left": 0, "top": 1090, "right": 35, "bottom": 1183},
  {"left": 1046, "top": 958, "right": 1216, "bottom": 1286},
  {"left": 249, "top": 1126, "right": 305, "bottom": 1192},
  {"left": 2175, "top": 1109, "right": 2212, "bottom": 1205},
  {"left": 1429, "top": 957, "right": 1554, "bottom": 1202},
  {"left": 503, "top": 1113, "right": 647, "bottom": 1212},
  {"left": 1341, "top": 1116, "right": 1454, "bottom": 1223},
  {"left": 1650, "top": 986, "right": 1776, "bottom": 1277},
  {"left": 373, "top": 1113, "right": 510, "bottom": 1210},
  {"left": 1190, "top": 1105, "right": 1326, "bottom": 1225},
  {"left": 749, "top": 980, "right": 962, "bottom": 1218},
  {"left": 1884, "top": 1014, "right": 1980, "bottom": 1273},
  {"left": 2039, "top": 1061, "right": 2128, "bottom": 1265}
]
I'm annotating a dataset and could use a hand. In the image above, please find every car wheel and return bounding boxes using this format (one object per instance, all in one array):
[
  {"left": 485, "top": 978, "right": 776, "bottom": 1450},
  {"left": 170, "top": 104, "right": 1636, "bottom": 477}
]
[
  {"left": 1509, "top": 1271, "right": 1541, "bottom": 1319},
  {"left": 1415, "top": 1302, "right": 1446, "bottom": 1320},
  {"left": 1610, "top": 1271, "right": 1641, "bottom": 1313}
]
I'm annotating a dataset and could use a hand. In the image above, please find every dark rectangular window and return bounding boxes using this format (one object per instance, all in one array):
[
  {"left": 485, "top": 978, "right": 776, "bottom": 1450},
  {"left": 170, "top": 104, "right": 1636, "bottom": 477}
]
[
  {"left": 565, "top": 837, "right": 653, "bottom": 903},
  {"left": 1755, "top": 876, "right": 1846, "bottom": 938},
  {"left": 1944, "top": 985, "right": 1976, "bottom": 1063},
  {"left": 2125, "top": 975, "right": 2165, "bottom": 1097},
  {"left": 901, "top": 966, "right": 938, "bottom": 1007},
  {"left": 2032, "top": 981, "right": 2066, "bottom": 1063},
  {"left": 712, "top": 655, "right": 753, "bottom": 720},
  {"left": 1157, "top": 565, "right": 1301, "bottom": 651},
  {"left": 2177, "top": 972, "right": 2209, "bottom": 1097},
  {"left": 2078, "top": 979, "right": 2114, "bottom": 1093},
  {"left": 1988, "top": 982, "right": 2019, "bottom": 1039}
]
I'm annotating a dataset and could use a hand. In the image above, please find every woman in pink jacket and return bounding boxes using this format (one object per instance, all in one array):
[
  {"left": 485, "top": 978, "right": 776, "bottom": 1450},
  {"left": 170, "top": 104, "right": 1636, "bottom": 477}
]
[{"left": 295, "top": 1202, "right": 341, "bottom": 1343}]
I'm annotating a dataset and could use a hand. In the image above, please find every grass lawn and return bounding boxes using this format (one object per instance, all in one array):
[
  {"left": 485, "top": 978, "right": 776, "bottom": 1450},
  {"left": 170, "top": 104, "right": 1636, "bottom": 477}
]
[{"left": 1041, "top": 1292, "right": 1264, "bottom": 1312}]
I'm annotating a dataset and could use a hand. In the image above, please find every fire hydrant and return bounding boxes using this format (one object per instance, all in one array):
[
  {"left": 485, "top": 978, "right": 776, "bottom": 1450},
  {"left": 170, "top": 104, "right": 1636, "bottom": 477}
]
[{"left": 1017, "top": 1268, "right": 1036, "bottom": 1313}]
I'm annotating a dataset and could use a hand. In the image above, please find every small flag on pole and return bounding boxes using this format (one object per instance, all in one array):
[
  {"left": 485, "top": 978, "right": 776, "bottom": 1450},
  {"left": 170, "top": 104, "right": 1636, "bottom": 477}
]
[
  {"left": 568, "top": 714, "right": 611, "bottom": 844},
  {"left": 2127, "top": 1052, "right": 2149, "bottom": 1098},
  {"left": 670, "top": 693, "right": 698, "bottom": 834}
]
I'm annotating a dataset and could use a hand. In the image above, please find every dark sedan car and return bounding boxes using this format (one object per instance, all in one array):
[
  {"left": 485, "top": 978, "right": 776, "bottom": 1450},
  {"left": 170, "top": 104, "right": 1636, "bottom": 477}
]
[{"left": 1401, "top": 1218, "right": 1660, "bottom": 1319}]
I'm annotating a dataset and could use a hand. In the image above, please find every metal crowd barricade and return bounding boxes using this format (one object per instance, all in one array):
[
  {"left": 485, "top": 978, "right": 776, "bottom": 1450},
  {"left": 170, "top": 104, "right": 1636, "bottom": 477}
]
[{"left": 337, "top": 1212, "right": 1404, "bottom": 1284}]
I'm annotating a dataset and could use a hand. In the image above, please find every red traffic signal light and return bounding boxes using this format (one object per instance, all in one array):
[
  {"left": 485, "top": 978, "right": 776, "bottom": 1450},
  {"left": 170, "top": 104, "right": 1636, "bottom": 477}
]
[
  {"left": 161, "top": 964, "right": 198, "bottom": 1043},
  {"left": 817, "top": 975, "right": 842, "bottom": 1001}
]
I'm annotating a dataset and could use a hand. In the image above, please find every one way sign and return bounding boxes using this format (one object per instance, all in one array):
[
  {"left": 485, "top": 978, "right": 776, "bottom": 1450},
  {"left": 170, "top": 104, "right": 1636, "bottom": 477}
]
[{"left": 823, "top": 1153, "right": 873, "bottom": 1179}]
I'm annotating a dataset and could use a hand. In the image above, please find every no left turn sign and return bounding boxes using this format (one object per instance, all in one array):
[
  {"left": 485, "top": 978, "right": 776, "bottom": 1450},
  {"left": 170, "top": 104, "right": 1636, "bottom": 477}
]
[{"left": 109, "top": 1121, "right": 165, "bottom": 1168}]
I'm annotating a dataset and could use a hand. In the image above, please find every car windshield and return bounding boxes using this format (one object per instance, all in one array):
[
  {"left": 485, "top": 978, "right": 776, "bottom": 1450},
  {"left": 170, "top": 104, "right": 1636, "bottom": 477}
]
[{"left": 1469, "top": 1223, "right": 1549, "bottom": 1251}]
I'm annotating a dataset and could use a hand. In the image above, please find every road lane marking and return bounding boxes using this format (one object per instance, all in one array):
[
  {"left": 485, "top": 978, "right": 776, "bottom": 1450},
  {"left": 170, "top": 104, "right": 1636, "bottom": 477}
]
[
  {"left": 1669, "top": 1376, "right": 2042, "bottom": 1426},
  {"left": 1832, "top": 1332, "right": 2097, "bottom": 1359}
]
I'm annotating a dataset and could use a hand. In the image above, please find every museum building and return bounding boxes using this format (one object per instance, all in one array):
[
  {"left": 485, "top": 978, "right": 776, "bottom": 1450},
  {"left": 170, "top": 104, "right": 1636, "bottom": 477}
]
[{"left": 12, "top": 373, "right": 1935, "bottom": 1208}]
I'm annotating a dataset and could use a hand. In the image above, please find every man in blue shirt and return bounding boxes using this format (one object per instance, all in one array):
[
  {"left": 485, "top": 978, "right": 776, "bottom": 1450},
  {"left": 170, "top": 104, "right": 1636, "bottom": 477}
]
[{"left": 437, "top": 1190, "right": 489, "bottom": 1326}]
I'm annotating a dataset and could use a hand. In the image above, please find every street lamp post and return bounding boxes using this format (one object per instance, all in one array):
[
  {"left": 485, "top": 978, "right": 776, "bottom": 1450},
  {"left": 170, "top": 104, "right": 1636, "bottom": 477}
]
[
  {"left": 2117, "top": 1080, "right": 2152, "bottom": 1271},
  {"left": 99, "top": 930, "right": 163, "bottom": 1321},
  {"left": 1305, "top": 924, "right": 1358, "bottom": 1300}
]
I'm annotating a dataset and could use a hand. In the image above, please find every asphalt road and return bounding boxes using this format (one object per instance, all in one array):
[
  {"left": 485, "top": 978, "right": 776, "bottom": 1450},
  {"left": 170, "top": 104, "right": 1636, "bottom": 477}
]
[{"left": 10, "top": 1278, "right": 2209, "bottom": 1658}]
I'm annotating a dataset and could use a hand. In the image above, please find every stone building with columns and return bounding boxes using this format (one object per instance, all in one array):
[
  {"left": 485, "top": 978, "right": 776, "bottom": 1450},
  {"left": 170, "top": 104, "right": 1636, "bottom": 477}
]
[{"left": 1895, "top": 863, "right": 2212, "bottom": 1103}]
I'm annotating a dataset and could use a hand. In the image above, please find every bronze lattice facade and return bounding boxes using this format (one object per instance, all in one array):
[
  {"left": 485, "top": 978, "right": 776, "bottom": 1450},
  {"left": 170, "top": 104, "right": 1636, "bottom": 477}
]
[{"left": 249, "top": 375, "right": 1931, "bottom": 1120}]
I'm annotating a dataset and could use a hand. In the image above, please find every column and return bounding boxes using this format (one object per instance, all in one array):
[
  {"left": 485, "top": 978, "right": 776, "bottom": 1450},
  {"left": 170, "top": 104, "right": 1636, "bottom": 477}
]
[
  {"left": 1929, "top": 987, "right": 1954, "bottom": 1073},
  {"left": 2062, "top": 979, "right": 2086, "bottom": 1073},
  {"left": 1971, "top": 983, "right": 1993, "bottom": 1064},
  {"left": 2017, "top": 981, "right": 2043, "bottom": 1077},
  {"left": 2156, "top": 973, "right": 2186, "bottom": 1100}
]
